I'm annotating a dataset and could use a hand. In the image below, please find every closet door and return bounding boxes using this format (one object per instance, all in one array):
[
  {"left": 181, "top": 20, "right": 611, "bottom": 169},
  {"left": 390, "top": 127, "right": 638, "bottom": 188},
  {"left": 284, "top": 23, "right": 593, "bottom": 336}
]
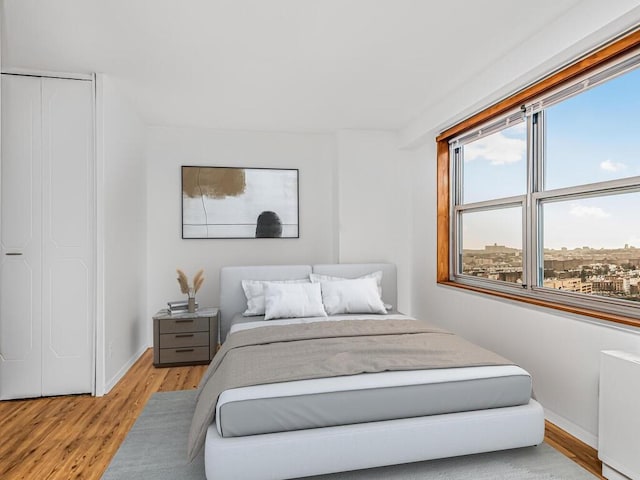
[
  {"left": 0, "top": 74, "right": 94, "bottom": 399},
  {"left": 0, "top": 75, "right": 44, "bottom": 399},
  {"left": 40, "top": 78, "right": 94, "bottom": 395}
]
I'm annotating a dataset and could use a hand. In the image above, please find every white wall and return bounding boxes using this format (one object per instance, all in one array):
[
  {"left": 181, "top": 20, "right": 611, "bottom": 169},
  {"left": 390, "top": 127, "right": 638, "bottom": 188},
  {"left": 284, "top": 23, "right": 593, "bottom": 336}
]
[
  {"left": 146, "top": 127, "right": 337, "bottom": 320},
  {"left": 336, "top": 130, "right": 415, "bottom": 312},
  {"left": 405, "top": 3, "right": 640, "bottom": 446},
  {"left": 96, "top": 75, "right": 148, "bottom": 394}
]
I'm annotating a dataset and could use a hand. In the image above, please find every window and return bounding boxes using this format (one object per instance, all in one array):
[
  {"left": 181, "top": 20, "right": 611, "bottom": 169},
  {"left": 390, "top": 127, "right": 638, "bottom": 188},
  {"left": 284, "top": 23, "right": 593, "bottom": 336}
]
[
  {"left": 460, "top": 207, "right": 523, "bottom": 284},
  {"left": 462, "top": 122, "right": 527, "bottom": 204},
  {"left": 437, "top": 29, "right": 640, "bottom": 328},
  {"left": 539, "top": 191, "right": 640, "bottom": 303}
]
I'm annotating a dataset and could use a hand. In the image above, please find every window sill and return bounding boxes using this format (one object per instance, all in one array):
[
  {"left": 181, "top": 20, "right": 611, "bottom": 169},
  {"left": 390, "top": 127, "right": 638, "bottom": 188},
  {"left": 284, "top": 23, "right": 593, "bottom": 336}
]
[{"left": 437, "top": 279, "right": 640, "bottom": 329}]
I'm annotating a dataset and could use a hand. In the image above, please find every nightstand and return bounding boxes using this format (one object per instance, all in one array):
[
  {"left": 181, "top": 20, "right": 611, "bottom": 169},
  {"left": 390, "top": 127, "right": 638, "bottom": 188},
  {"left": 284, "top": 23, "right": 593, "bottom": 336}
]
[{"left": 152, "top": 307, "right": 219, "bottom": 367}]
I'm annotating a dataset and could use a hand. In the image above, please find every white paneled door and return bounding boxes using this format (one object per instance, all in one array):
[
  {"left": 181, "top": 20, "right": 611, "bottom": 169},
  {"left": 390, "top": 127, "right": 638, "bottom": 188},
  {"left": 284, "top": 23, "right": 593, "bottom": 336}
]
[{"left": 0, "top": 74, "right": 94, "bottom": 399}]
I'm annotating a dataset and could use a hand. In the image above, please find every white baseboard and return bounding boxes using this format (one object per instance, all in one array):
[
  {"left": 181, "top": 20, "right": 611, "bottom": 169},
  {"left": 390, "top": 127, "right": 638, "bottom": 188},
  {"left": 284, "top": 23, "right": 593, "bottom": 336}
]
[
  {"left": 544, "top": 407, "right": 598, "bottom": 449},
  {"left": 602, "top": 464, "right": 632, "bottom": 480},
  {"left": 103, "top": 345, "right": 148, "bottom": 395}
]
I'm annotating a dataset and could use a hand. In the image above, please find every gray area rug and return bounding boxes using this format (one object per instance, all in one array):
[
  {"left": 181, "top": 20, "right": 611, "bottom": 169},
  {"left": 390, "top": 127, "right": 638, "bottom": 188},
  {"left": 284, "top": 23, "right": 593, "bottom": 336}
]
[{"left": 102, "top": 390, "right": 596, "bottom": 480}]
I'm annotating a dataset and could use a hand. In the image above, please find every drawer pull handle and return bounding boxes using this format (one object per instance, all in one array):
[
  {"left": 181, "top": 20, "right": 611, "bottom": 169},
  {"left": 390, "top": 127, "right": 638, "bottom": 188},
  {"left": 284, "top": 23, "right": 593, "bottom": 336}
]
[
  {"left": 5, "top": 252, "right": 23, "bottom": 256},
  {"left": 175, "top": 334, "right": 194, "bottom": 338},
  {"left": 175, "top": 319, "right": 194, "bottom": 323},
  {"left": 175, "top": 348, "right": 194, "bottom": 353}
]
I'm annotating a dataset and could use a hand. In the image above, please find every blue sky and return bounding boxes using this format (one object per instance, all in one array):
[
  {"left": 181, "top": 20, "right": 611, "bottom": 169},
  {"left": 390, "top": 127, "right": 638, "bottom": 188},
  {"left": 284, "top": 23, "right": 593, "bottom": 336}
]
[{"left": 462, "top": 67, "right": 640, "bottom": 250}]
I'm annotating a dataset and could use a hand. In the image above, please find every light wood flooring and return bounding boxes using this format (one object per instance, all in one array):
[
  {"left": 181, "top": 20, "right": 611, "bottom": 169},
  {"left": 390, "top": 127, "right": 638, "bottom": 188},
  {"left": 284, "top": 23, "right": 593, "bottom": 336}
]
[{"left": 0, "top": 348, "right": 603, "bottom": 479}]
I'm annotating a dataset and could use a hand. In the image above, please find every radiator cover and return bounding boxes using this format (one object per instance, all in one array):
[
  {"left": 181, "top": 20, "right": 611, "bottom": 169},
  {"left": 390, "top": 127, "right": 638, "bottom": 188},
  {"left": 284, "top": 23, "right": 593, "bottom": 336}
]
[{"left": 599, "top": 350, "right": 640, "bottom": 480}]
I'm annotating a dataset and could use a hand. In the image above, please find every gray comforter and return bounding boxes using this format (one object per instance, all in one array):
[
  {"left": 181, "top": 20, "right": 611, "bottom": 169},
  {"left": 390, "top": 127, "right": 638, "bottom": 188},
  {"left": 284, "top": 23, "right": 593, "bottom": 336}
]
[{"left": 187, "top": 318, "right": 513, "bottom": 460}]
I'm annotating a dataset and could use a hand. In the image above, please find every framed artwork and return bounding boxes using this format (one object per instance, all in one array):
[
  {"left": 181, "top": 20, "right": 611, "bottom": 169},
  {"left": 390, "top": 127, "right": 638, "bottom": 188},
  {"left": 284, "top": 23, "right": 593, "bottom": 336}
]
[{"left": 181, "top": 166, "right": 299, "bottom": 239}]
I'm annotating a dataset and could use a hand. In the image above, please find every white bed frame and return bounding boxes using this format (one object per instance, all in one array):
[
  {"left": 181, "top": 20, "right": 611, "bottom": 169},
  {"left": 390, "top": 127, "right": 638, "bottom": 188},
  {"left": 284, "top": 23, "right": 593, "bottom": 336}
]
[{"left": 207, "top": 263, "right": 545, "bottom": 480}]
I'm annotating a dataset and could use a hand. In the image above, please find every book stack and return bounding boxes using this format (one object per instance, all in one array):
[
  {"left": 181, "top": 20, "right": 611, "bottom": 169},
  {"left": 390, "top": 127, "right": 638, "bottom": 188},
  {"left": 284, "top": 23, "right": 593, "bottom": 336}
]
[{"left": 167, "top": 299, "right": 198, "bottom": 314}]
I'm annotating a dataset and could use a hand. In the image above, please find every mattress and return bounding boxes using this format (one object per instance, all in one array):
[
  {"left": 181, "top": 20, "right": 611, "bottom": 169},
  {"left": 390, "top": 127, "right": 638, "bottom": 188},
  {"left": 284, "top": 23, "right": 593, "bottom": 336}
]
[{"left": 217, "top": 315, "right": 532, "bottom": 438}]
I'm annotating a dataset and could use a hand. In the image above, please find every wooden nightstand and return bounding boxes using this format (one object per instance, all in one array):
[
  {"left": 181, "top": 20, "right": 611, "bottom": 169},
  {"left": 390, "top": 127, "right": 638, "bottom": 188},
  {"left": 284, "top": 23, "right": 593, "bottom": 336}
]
[{"left": 152, "top": 307, "right": 219, "bottom": 367}]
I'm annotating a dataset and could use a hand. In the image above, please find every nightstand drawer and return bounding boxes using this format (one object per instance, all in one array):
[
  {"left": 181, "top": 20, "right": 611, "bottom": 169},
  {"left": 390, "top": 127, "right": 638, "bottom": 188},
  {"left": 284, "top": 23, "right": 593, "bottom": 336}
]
[
  {"left": 159, "top": 346, "right": 209, "bottom": 364},
  {"left": 160, "top": 331, "right": 209, "bottom": 348},
  {"left": 159, "top": 317, "right": 209, "bottom": 334}
]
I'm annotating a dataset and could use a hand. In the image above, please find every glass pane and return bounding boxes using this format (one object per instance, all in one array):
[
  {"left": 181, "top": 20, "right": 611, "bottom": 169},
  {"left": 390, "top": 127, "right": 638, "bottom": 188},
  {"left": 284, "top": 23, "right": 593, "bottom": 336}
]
[
  {"left": 462, "top": 122, "right": 526, "bottom": 204},
  {"left": 460, "top": 207, "right": 523, "bottom": 283},
  {"left": 545, "top": 67, "right": 640, "bottom": 190},
  {"left": 541, "top": 192, "right": 640, "bottom": 302}
]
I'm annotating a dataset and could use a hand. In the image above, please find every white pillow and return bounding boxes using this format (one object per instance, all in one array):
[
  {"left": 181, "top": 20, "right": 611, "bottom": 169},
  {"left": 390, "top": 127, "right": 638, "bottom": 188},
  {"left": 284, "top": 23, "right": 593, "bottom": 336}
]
[
  {"left": 310, "top": 271, "right": 392, "bottom": 310},
  {"left": 263, "top": 282, "right": 327, "bottom": 320},
  {"left": 320, "top": 278, "right": 388, "bottom": 315},
  {"left": 241, "top": 278, "right": 309, "bottom": 316},
  {"left": 310, "top": 271, "right": 383, "bottom": 296}
]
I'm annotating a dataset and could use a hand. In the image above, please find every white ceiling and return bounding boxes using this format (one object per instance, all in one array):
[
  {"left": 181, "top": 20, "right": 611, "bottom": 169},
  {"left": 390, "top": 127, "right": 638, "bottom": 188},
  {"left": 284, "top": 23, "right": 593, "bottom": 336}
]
[{"left": 1, "top": 0, "right": 584, "bottom": 132}]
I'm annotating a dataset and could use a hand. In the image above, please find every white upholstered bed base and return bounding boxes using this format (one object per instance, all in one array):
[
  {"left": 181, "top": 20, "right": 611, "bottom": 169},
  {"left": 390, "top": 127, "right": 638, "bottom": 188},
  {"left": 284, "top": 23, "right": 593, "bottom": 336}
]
[
  {"left": 207, "top": 263, "right": 545, "bottom": 479},
  {"left": 205, "top": 399, "right": 545, "bottom": 480}
]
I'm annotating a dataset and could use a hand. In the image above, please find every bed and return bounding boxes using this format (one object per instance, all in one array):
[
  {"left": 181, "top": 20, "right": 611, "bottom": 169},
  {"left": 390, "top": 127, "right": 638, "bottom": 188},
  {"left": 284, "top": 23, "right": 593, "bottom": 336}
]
[{"left": 189, "top": 263, "right": 544, "bottom": 480}]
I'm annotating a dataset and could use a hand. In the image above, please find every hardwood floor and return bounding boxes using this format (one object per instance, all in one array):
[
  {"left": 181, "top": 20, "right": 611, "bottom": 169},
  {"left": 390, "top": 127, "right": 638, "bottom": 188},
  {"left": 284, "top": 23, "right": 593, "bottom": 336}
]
[
  {"left": 0, "top": 348, "right": 603, "bottom": 479},
  {"left": 0, "top": 349, "right": 208, "bottom": 480},
  {"left": 545, "top": 420, "right": 604, "bottom": 479}
]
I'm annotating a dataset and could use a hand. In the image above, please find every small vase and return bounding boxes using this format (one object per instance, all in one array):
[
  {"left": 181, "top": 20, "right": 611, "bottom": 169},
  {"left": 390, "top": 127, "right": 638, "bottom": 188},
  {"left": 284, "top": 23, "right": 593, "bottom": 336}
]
[{"left": 188, "top": 297, "right": 196, "bottom": 313}]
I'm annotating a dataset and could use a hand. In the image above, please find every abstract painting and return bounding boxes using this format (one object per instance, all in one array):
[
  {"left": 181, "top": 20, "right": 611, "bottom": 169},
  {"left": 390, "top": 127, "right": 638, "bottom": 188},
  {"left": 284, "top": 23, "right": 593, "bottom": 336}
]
[{"left": 181, "top": 166, "right": 299, "bottom": 238}]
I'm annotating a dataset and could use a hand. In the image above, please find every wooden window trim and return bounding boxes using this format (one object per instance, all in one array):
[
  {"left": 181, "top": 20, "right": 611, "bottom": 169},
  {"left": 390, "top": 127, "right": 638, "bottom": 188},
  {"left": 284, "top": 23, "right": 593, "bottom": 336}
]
[{"left": 436, "top": 28, "right": 640, "bottom": 330}]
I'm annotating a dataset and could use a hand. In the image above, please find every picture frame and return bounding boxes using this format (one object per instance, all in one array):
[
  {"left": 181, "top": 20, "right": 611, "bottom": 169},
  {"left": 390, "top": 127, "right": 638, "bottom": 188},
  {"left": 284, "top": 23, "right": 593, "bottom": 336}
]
[{"left": 181, "top": 166, "right": 299, "bottom": 239}]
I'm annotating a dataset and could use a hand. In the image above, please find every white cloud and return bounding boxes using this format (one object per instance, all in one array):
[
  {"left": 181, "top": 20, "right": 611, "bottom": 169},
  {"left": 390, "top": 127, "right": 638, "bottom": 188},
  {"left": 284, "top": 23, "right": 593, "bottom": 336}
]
[
  {"left": 464, "top": 132, "right": 525, "bottom": 166},
  {"left": 600, "top": 159, "right": 627, "bottom": 172},
  {"left": 569, "top": 203, "right": 610, "bottom": 219},
  {"left": 510, "top": 122, "right": 526, "bottom": 133}
]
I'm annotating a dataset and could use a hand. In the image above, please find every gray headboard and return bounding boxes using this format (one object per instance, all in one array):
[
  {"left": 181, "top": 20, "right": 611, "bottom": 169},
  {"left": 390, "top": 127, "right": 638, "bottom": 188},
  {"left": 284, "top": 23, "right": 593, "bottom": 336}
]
[{"left": 219, "top": 263, "right": 397, "bottom": 342}]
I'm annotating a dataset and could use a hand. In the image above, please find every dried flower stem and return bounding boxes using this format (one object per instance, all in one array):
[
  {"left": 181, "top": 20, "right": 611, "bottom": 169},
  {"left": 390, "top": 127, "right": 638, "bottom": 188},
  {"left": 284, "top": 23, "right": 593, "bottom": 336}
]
[
  {"left": 193, "top": 269, "right": 204, "bottom": 293},
  {"left": 177, "top": 269, "right": 190, "bottom": 295},
  {"left": 176, "top": 268, "right": 205, "bottom": 298}
]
